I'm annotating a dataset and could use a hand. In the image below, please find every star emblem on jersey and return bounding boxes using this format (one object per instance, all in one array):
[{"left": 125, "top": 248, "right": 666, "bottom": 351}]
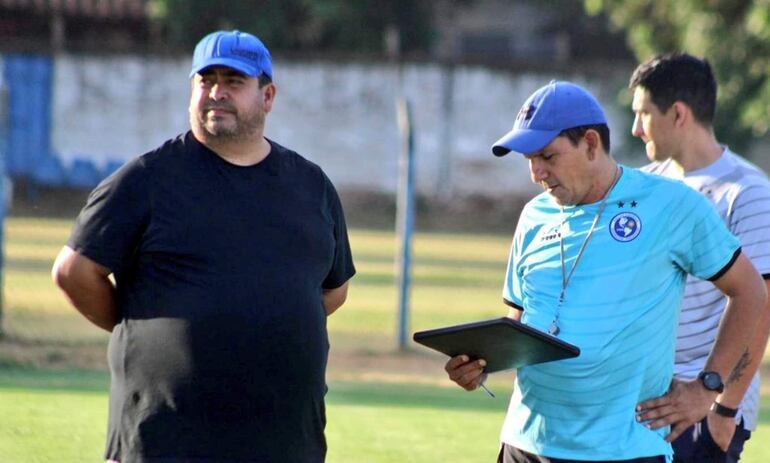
[
  {"left": 609, "top": 212, "right": 642, "bottom": 242},
  {"left": 616, "top": 200, "right": 638, "bottom": 208}
]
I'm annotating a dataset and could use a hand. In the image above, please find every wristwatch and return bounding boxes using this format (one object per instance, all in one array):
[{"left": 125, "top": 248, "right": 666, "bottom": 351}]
[
  {"left": 711, "top": 402, "right": 739, "bottom": 418},
  {"left": 697, "top": 371, "right": 725, "bottom": 393}
]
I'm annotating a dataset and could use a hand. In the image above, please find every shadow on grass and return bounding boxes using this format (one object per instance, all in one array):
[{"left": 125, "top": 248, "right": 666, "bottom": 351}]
[
  {"left": 13, "top": 368, "right": 770, "bottom": 420},
  {"left": 0, "top": 367, "right": 109, "bottom": 392},
  {"left": 5, "top": 257, "right": 56, "bottom": 272}
]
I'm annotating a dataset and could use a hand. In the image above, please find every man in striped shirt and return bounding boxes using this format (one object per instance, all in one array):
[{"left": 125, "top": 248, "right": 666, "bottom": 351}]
[{"left": 630, "top": 53, "right": 770, "bottom": 463}]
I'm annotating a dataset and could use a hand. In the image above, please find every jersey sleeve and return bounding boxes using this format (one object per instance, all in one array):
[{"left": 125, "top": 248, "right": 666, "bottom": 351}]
[
  {"left": 321, "top": 174, "right": 356, "bottom": 289},
  {"left": 67, "top": 157, "right": 151, "bottom": 273},
  {"left": 502, "top": 223, "right": 525, "bottom": 310},
  {"left": 670, "top": 187, "right": 741, "bottom": 281},
  {"left": 729, "top": 183, "right": 770, "bottom": 278}
]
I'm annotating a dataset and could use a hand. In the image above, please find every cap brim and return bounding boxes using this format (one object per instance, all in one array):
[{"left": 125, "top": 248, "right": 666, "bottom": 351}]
[
  {"left": 189, "top": 58, "right": 259, "bottom": 78},
  {"left": 492, "top": 128, "right": 561, "bottom": 157}
]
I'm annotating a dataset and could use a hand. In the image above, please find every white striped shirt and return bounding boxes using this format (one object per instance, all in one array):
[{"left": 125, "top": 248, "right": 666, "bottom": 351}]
[{"left": 644, "top": 148, "right": 770, "bottom": 430}]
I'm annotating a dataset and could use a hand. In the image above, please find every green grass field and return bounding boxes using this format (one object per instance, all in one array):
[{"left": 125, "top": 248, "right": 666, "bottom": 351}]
[{"left": 0, "top": 217, "right": 768, "bottom": 462}]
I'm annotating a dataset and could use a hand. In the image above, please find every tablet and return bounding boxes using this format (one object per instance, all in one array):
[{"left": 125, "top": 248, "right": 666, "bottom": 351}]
[{"left": 413, "top": 317, "right": 580, "bottom": 373}]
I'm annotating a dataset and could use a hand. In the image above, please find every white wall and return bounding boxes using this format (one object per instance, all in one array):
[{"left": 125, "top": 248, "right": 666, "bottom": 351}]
[{"left": 50, "top": 54, "right": 637, "bottom": 198}]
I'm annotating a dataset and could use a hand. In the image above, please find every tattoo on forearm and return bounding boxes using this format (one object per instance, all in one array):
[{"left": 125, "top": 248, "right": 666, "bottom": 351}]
[{"left": 728, "top": 349, "right": 751, "bottom": 384}]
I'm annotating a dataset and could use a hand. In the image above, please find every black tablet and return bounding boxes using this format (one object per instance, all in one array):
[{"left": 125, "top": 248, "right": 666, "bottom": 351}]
[{"left": 413, "top": 317, "right": 580, "bottom": 373}]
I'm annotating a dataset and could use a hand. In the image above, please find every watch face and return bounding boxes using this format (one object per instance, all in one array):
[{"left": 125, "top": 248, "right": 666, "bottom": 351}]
[{"left": 701, "top": 372, "right": 723, "bottom": 391}]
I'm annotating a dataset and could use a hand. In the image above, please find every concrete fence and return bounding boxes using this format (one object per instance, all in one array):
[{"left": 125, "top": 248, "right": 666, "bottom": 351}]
[{"left": 2, "top": 53, "right": 661, "bottom": 200}]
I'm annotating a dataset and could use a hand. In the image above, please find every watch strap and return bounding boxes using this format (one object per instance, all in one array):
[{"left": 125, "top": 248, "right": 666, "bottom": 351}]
[{"left": 710, "top": 402, "right": 738, "bottom": 418}]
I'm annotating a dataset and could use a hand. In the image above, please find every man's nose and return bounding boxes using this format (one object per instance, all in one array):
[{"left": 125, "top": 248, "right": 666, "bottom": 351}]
[
  {"left": 209, "top": 82, "right": 228, "bottom": 100},
  {"left": 529, "top": 159, "right": 547, "bottom": 183},
  {"left": 631, "top": 115, "right": 644, "bottom": 138}
]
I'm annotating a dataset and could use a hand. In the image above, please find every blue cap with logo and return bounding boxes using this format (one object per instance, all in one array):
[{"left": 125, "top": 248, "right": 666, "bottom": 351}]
[
  {"left": 492, "top": 80, "right": 606, "bottom": 156},
  {"left": 189, "top": 30, "right": 273, "bottom": 80}
]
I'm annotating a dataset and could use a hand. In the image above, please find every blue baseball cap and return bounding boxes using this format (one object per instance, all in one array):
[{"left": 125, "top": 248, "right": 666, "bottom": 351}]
[
  {"left": 189, "top": 30, "right": 273, "bottom": 80},
  {"left": 492, "top": 81, "right": 606, "bottom": 156}
]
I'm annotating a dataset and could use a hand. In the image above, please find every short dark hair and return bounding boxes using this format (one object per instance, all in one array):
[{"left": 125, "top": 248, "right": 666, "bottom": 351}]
[
  {"left": 629, "top": 52, "right": 716, "bottom": 126},
  {"left": 196, "top": 67, "right": 273, "bottom": 88},
  {"left": 258, "top": 73, "right": 272, "bottom": 88},
  {"left": 559, "top": 124, "right": 611, "bottom": 153}
]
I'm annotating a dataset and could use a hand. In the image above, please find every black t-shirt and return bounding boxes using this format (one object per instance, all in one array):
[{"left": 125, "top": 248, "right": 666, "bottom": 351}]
[{"left": 69, "top": 132, "right": 355, "bottom": 462}]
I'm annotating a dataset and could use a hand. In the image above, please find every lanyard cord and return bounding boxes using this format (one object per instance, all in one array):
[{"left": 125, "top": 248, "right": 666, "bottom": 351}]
[{"left": 550, "top": 165, "right": 621, "bottom": 336}]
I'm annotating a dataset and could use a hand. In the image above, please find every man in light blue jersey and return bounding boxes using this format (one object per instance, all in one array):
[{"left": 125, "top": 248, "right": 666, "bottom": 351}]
[
  {"left": 444, "top": 81, "right": 767, "bottom": 463},
  {"left": 630, "top": 53, "right": 770, "bottom": 463}
]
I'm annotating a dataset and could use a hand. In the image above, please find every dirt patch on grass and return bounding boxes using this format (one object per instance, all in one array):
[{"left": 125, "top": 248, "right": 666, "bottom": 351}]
[
  {"left": 0, "top": 336, "right": 109, "bottom": 370},
  {"left": 0, "top": 335, "right": 451, "bottom": 383},
  {"left": 328, "top": 348, "right": 451, "bottom": 385},
  {"left": 0, "top": 335, "right": 483, "bottom": 390}
]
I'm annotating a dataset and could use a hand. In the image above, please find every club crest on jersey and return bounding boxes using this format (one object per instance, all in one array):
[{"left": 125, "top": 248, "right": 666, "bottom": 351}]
[{"left": 609, "top": 212, "right": 641, "bottom": 242}]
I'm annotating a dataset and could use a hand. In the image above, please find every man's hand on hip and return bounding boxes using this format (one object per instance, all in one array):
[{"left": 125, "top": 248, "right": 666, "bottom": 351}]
[{"left": 635, "top": 378, "right": 719, "bottom": 442}]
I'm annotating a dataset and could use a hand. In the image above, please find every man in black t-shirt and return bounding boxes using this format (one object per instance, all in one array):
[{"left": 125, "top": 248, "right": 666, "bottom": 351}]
[{"left": 52, "top": 30, "right": 356, "bottom": 463}]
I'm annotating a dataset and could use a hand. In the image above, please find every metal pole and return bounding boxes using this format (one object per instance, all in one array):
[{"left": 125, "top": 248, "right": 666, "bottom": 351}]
[
  {"left": 436, "top": 63, "right": 454, "bottom": 200},
  {"left": 0, "top": 78, "right": 7, "bottom": 337},
  {"left": 395, "top": 96, "right": 415, "bottom": 350}
]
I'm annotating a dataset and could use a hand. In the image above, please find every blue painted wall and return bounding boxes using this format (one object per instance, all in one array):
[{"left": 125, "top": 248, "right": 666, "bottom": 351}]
[{"left": 3, "top": 54, "right": 53, "bottom": 178}]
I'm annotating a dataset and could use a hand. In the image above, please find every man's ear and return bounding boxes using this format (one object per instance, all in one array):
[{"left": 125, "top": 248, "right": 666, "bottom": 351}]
[
  {"left": 262, "top": 83, "right": 277, "bottom": 113},
  {"left": 583, "top": 129, "right": 600, "bottom": 159},
  {"left": 671, "top": 101, "right": 690, "bottom": 128}
]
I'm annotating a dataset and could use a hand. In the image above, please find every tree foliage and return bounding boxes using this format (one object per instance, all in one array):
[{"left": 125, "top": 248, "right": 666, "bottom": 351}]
[
  {"left": 150, "top": 0, "right": 434, "bottom": 55},
  {"left": 584, "top": 0, "right": 770, "bottom": 148}
]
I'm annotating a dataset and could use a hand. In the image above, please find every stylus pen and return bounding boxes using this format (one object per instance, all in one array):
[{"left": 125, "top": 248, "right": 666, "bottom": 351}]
[{"left": 479, "top": 381, "right": 495, "bottom": 398}]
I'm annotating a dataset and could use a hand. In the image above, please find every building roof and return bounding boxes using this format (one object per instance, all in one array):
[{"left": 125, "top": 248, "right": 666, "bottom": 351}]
[{"left": 0, "top": 0, "right": 147, "bottom": 19}]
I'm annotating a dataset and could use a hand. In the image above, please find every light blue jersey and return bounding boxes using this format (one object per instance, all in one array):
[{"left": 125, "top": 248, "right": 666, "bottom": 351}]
[{"left": 501, "top": 166, "right": 740, "bottom": 460}]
